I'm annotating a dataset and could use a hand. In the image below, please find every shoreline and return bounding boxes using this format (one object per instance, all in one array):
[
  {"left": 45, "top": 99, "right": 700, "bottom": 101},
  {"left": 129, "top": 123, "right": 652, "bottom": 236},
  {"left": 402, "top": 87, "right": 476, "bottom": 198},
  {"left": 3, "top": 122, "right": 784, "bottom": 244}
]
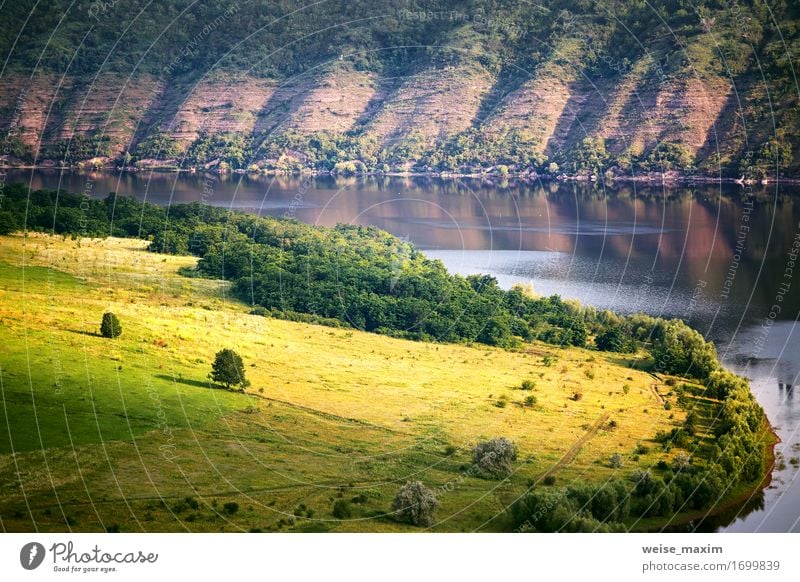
[
  {"left": 642, "top": 419, "right": 779, "bottom": 532},
  {"left": 4, "top": 164, "right": 800, "bottom": 186}
]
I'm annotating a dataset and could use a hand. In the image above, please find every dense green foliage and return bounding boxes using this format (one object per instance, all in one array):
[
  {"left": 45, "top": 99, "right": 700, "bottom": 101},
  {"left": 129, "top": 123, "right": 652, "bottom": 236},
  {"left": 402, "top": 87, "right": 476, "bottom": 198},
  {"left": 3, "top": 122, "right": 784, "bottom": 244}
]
[
  {"left": 511, "top": 369, "right": 768, "bottom": 532},
  {"left": 132, "top": 132, "right": 185, "bottom": 162},
  {"left": 100, "top": 312, "right": 122, "bottom": 338},
  {"left": 209, "top": 348, "right": 247, "bottom": 390},
  {"left": 44, "top": 136, "right": 112, "bottom": 164}
]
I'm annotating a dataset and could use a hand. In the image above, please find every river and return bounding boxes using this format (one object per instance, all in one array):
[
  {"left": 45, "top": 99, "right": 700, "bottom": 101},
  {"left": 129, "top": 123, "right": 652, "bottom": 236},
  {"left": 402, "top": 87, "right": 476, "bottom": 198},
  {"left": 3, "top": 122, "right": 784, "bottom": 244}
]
[{"left": 8, "top": 169, "right": 800, "bottom": 532}]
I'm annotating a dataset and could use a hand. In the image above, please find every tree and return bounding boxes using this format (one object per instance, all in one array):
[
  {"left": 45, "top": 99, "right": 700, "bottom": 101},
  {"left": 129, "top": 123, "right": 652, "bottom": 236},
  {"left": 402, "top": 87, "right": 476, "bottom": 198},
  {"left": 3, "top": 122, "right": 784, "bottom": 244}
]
[
  {"left": 210, "top": 348, "right": 247, "bottom": 390},
  {"left": 100, "top": 312, "right": 122, "bottom": 338},
  {"left": 0, "top": 210, "right": 19, "bottom": 235},
  {"left": 391, "top": 481, "right": 439, "bottom": 526},
  {"left": 472, "top": 437, "right": 518, "bottom": 477},
  {"left": 595, "top": 326, "right": 633, "bottom": 352}
]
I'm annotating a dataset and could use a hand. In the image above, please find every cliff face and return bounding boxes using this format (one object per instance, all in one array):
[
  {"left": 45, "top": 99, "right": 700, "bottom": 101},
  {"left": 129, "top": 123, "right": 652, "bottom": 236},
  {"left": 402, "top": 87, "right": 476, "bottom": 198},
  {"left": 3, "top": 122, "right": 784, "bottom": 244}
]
[{"left": 1, "top": 1, "right": 797, "bottom": 176}]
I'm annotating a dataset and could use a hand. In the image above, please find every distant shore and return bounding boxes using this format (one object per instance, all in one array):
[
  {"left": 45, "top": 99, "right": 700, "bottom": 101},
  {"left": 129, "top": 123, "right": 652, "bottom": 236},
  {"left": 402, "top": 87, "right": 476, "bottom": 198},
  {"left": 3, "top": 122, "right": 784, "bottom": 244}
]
[{"left": 4, "top": 162, "right": 800, "bottom": 186}]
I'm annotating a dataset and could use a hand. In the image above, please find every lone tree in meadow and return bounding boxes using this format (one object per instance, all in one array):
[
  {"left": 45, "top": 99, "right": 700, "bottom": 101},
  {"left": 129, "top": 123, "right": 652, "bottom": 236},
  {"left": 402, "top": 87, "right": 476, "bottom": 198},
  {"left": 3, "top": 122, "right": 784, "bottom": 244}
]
[
  {"left": 100, "top": 312, "right": 122, "bottom": 338},
  {"left": 209, "top": 348, "right": 247, "bottom": 390},
  {"left": 391, "top": 481, "right": 439, "bottom": 526},
  {"left": 472, "top": 437, "right": 518, "bottom": 477}
]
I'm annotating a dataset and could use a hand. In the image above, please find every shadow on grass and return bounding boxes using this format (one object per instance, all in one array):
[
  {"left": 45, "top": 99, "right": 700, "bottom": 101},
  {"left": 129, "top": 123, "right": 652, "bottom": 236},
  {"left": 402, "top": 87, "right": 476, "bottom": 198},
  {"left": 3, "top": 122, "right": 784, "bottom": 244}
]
[
  {"left": 605, "top": 354, "right": 651, "bottom": 370},
  {"left": 65, "top": 328, "right": 104, "bottom": 338},
  {"left": 154, "top": 374, "right": 240, "bottom": 392}
]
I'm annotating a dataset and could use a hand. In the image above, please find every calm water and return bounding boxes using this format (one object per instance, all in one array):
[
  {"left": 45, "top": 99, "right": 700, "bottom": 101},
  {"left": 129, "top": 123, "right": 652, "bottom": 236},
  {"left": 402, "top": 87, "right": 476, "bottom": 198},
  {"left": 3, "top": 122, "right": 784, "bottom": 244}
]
[{"left": 8, "top": 169, "right": 800, "bottom": 532}]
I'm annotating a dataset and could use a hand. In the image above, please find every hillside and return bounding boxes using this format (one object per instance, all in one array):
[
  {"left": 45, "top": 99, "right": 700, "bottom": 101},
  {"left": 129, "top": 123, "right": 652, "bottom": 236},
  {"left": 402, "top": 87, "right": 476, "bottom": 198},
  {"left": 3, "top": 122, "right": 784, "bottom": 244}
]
[
  {"left": 0, "top": 0, "right": 798, "bottom": 179},
  {"left": 0, "top": 233, "right": 773, "bottom": 532}
]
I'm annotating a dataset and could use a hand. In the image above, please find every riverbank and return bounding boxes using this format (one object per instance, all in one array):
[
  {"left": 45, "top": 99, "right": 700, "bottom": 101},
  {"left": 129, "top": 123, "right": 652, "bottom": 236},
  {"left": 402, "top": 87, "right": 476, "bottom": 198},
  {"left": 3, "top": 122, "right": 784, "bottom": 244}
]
[
  {"left": 4, "top": 162, "right": 800, "bottom": 186},
  {"left": 638, "top": 419, "right": 778, "bottom": 532}
]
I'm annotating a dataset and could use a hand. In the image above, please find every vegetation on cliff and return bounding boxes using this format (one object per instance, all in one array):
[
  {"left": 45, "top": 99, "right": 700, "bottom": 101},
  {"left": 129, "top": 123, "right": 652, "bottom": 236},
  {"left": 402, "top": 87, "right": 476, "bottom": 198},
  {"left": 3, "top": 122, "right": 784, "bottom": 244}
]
[{"left": 1, "top": 1, "right": 797, "bottom": 178}]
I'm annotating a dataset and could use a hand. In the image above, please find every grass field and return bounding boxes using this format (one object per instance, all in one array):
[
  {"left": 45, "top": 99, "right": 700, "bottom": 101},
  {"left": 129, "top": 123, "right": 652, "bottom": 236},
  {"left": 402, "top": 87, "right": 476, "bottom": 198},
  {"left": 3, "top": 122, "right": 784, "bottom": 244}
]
[{"left": 0, "top": 233, "right": 695, "bottom": 532}]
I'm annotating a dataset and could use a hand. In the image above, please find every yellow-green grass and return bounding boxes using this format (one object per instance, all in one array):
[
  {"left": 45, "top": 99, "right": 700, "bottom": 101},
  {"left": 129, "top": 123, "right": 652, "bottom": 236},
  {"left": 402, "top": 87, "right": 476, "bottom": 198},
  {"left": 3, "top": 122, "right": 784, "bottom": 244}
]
[{"left": 0, "top": 233, "right": 688, "bottom": 532}]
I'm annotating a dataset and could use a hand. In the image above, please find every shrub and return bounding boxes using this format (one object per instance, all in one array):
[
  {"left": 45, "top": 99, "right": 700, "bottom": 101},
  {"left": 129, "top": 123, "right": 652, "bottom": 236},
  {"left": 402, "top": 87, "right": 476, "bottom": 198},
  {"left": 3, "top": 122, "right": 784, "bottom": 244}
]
[
  {"left": 634, "top": 443, "right": 650, "bottom": 455},
  {"left": 222, "top": 502, "right": 239, "bottom": 515},
  {"left": 622, "top": 383, "right": 631, "bottom": 395},
  {"left": 472, "top": 437, "right": 518, "bottom": 477},
  {"left": 609, "top": 453, "right": 622, "bottom": 468},
  {"left": 391, "top": 481, "right": 439, "bottom": 526},
  {"left": 543, "top": 475, "right": 556, "bottom": 485},
  {"left": 523, "top": 395, "right": 537, "bottom": 407},
  {"left": 100, "top": 312, "right": 122, "bottom": 338},
  {"left": 520, "top": 380, "right": 536, "bottom": 391},
  {"left": 571, "top": 389, "right": 583, "bottom": 401},
  {"left": 332, "top": 500, "right": 352, "bottom": 519},
  {"left": 444, "top": 444, "right": 457, "bottom": 456},
  {"left": 672, "top": 452, "right": 691, "bottom": 471},
  {"left": 631, "top": 470, "right": 654, "bottom": 496},
  {"left": 210, "top": 348, "right": 248, "bottom": 390}
]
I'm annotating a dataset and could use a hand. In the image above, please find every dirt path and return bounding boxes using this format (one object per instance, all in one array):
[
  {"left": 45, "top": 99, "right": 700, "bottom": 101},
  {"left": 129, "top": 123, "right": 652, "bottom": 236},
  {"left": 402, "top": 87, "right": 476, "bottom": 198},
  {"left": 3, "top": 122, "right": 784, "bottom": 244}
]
[
  {"left": 542, "top": 412, "right": 610, "bottom": 478},
  {"left": 650, "top": 384, "right": 664, "bottom": 404}
]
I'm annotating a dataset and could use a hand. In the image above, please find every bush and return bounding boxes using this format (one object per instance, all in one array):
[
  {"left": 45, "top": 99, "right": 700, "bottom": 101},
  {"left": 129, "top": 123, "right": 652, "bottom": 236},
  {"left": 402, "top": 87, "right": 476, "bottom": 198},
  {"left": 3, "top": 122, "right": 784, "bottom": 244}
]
[
  {"left": 332, "top": 500, "right": 352, "bottom": 519},
  {"left": 222, "top": 502, "right": 239, "bottom": 515},
  {"left": 391, "top": 481, "right": 439, "bottom": 526},
  {"left": 672, "top": 452, "right": 691, "bottom": 471},
  {"left": 210, "top": 348, "right": 248, "bottom": 390},
  {"left": 609, "top": 453, "right": 622, "bottom": 468},
  {"left": 100, "top": 312, "right": 122, "bottom": 338},
  {"left": 523, "top": 395, "right": 537, "bottom": 407},
  {"left": 520, "top": 380, "right": 536, "bottom": 391},
  {"left": 472, "top": 437, "right": 518, "bottom": 477},
  {"left": 543, "top": 475, "right": 556, "bottom": 486}
]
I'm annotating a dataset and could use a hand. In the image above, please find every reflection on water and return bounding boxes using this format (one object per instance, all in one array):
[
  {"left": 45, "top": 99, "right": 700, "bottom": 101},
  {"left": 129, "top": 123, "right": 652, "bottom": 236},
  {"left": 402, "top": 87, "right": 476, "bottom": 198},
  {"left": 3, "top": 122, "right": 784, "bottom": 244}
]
[{"left": 8, "top": 169, "right": 800, "bottom": 531}]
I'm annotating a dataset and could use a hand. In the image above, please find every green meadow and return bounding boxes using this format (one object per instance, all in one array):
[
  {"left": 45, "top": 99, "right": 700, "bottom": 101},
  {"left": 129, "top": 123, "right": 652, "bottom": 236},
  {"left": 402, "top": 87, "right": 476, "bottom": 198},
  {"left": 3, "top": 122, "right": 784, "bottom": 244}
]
[{"left": 0, "top": 234, "right": 755, "bottom": 532}]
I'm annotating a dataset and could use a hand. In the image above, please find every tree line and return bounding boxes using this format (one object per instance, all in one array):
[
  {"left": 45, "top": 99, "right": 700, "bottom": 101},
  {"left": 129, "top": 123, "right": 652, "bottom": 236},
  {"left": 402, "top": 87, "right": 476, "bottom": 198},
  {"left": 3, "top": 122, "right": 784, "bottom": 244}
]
[{"left": 2, "top": 183, "right": 727, "bottom": 376}]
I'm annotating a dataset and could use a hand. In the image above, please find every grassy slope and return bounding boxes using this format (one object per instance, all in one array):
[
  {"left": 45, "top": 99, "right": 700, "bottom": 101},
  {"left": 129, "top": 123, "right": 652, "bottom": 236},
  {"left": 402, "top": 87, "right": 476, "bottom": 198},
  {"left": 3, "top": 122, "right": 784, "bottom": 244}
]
[{"left": 1, "top": 233, "right": 700, "bottom": 532}]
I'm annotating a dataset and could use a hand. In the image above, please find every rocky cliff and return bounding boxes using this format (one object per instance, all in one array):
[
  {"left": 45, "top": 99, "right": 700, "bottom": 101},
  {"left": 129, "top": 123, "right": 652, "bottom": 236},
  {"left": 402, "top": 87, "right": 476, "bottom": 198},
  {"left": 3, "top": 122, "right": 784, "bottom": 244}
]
[{"left": 0, "top": 0, "right": 797, "bottom": 178}]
